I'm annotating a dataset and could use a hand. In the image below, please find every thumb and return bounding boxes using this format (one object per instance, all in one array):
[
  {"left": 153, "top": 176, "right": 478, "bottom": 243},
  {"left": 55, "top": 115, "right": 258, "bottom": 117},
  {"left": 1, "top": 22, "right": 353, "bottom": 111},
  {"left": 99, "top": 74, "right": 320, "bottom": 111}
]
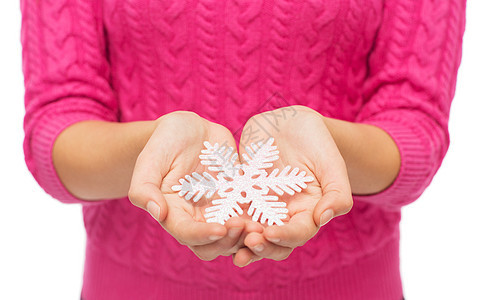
[
  {"left": 128, "top": 182, "right": 168, "bottom": 222},
  {"left": 313, "top": 188, "right": 353, "bottom": 228}
]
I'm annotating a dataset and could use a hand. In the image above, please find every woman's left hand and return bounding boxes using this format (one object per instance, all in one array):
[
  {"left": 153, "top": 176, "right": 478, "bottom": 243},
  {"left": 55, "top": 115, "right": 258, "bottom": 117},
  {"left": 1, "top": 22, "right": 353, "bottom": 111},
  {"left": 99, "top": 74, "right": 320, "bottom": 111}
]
[{"left": 232, "top": 106, "right": 353, "bottom": 267}]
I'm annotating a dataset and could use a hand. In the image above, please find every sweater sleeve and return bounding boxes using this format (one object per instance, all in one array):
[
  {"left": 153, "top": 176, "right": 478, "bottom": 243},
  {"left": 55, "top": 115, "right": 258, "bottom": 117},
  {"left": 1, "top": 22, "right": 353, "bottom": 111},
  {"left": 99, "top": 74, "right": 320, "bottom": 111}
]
[
  {"left": 21, "top": 0, "right": 118, "bottom": 204},
  {"left": 352, "top": 0, "right": 467, "bottom": 210}
]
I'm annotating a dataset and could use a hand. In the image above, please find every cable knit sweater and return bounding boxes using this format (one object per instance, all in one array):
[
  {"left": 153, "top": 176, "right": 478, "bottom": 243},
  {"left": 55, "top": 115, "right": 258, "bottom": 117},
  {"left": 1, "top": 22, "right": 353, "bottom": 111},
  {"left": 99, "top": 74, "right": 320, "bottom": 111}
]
[{"left": 21, "top": 0, "right": 466, "bottom": 299}]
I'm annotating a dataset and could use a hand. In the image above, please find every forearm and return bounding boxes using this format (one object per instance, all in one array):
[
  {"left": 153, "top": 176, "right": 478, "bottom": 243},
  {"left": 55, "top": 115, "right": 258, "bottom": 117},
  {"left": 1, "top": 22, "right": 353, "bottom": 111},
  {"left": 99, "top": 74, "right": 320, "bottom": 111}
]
[
  {"left": 322, "top": 117, "right": 401, "bottom": 195},
  {"left": 52, "top": 120, "right": 158, "bottom": 200}
]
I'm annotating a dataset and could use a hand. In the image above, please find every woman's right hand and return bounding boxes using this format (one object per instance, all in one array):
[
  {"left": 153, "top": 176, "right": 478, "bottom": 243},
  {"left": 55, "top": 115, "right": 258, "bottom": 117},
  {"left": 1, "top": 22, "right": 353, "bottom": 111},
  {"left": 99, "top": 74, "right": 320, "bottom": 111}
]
[{"left": 128, "top": 111, "right": 252, "bottom": 261}]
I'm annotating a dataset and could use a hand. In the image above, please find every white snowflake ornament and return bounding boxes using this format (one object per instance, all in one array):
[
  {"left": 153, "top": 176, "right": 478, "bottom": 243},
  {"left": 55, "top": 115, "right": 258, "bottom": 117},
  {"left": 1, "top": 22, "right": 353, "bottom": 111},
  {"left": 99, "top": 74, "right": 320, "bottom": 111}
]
[{"left": 171, "top": 138, "right": 314, "bottom": 226}]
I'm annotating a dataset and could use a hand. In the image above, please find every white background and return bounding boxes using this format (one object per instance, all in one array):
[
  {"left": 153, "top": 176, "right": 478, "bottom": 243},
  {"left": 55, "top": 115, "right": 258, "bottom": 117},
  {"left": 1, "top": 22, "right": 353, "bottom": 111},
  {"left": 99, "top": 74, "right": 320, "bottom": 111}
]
[{"left": 0, "top": 1, "right": 477, "bottom": 299}]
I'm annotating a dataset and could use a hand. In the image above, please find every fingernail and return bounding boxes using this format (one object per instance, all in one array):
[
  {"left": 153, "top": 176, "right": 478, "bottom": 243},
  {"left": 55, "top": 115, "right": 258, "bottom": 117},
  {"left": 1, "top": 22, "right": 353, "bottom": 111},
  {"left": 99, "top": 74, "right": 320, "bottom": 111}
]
[
  {"left": 267, "top": 237, "right": 280, "bottom": 243},
  {"left": 146, "top": 201, "right": 161, "bottom": 221},
  {"left": 228, "top": 228, "right": 241, "bottom": 238},
  {"left": 320, "top": 209, "right": 334, "bottom": 227},
  {"left": 253, "top": 244, "right": 264, "bottom": 252},
  {"left": 209, "top": 235, "right": 223, "bottom": 241}
]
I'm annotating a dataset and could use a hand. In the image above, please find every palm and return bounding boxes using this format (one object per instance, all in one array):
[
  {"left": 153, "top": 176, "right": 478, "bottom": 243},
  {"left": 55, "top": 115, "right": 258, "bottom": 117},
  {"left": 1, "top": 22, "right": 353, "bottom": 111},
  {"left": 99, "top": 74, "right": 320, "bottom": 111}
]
[
  {"left": 161, "top": 143, "right": 242, "bottom": 226},
  {"left": 232, "top": 106, "right": 352, "bottom": 266},
  {"left": 154, "top": 115, "right": 244, "bottom": 235},
  {"left": 239, "top": 111, "right": 328, "bottom": 228},
  {"left": 130, "top": 111, "right": 258, "bottom": 261},
  {"left": 267, "top": 152, "right": 323, "bottom": 226},
  {"left": 160, "top": 142, "right": 212, "bottom": 223}
]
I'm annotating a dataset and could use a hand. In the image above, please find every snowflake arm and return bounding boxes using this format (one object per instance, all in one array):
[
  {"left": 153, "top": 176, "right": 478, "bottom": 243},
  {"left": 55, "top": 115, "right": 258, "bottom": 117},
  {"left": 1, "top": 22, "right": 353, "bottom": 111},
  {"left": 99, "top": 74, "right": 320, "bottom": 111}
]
[
  {"left": 171, "top": 172, "right": 217, "bottom": 202},
  {"left": 199, "top": 142, "right": 239, "bottom": 177},
  {"left": 247, "top": 194, "right": 289, "bottom": 226},
  {"left": 241, "top": 137, "right": 279, "bottom": 170},
  {"left": 204, "top": 197, "right": 244, "bottom": 225},
  {"left": 263, "top": 166, "right": 315, "bottom": 196}
]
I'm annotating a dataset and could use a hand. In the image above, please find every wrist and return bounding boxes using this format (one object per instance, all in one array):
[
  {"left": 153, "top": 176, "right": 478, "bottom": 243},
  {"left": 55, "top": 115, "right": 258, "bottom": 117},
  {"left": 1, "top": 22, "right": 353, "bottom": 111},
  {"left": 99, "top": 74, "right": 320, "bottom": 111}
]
[
  {"left": 320, "top": 116, "right": 353, "bottom": 162},
  {"left": 53, "top": 119, "right": 160, "bottom": 200},
  {"left": 320, "top": 116, "right": 401, "bottom": 195},
  {"left": 134, "top": 119, "right": 161, "bottom": 153}
]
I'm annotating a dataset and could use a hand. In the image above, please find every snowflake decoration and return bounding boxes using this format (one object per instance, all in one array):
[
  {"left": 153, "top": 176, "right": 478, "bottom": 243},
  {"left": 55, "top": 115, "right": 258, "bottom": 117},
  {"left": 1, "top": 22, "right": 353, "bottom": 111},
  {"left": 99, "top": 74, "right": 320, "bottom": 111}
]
[{"left": 171, "top": 138, "right": 314, "bottom": 226}]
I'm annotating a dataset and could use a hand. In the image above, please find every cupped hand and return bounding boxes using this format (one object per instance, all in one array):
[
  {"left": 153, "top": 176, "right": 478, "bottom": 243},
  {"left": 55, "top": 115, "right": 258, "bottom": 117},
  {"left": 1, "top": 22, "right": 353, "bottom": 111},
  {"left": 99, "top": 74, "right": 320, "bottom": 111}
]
[
  {"left": 128, "top": 111, "right": 256, "bottom": 261},
  {"left": 233, "top": 106, "right": 353, "bottom": 267}
]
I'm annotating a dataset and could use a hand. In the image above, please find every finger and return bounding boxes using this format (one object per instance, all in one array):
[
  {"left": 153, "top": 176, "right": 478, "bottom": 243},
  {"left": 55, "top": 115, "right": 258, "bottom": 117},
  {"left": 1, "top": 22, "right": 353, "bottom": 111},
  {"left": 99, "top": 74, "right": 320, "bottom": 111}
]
[
  {"left": 232, "top": 247, "right": 262, "bottom": 267},
  {"left": 224, "top": 218, "right": 264, "bottom": 254},
  {"left": 244, "top": 232, "right": 293, "bottom": 261},
  {"left": 222, "top": 217, "right": 247, "bottom": 252},
  {"left": 313, "top": 187, "right": 353, "bottom": 228},
  {"left": 311, "top": 139, "right": 353, "bottom": 228},
  {"left": 128, "top": 182, "right": 168, "bottom": 222},
  {"left": 244, "top": 219, "right": 264, "bottom": 234},
  {"left": 190, "top": 217, "right": 246, "bottom": 257},
  {"left": 263, "top": 210, "right": 318, "bottom": 248},
  {"left": 162, "top": 203, "right": 227, "bottom": 246},
  {"left": 225, "top": 217, "right": 246, "bottom": 240}
]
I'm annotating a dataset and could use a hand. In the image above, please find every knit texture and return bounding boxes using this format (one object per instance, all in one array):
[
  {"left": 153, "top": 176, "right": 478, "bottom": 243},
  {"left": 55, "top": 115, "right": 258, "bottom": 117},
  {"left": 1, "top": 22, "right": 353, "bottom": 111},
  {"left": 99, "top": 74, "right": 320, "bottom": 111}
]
[{"left": 21, "top": 0, "right": 466, "bottom": 299}]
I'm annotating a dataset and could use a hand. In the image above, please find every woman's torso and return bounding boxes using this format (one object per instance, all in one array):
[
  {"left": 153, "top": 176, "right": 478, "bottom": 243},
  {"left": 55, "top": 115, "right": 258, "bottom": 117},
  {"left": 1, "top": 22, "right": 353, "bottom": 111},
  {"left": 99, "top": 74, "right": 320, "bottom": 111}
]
[{"left": 83, "top": 0, "right": 401, "bottom": 291}]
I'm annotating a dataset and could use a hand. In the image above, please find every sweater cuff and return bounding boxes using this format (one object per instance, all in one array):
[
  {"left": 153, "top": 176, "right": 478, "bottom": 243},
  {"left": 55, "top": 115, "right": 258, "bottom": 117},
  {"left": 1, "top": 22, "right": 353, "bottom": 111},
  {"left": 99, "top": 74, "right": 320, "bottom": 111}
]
[
  {"left": 27, "top": 110, "right": 115, "bottom": 205},
  {"left": 352, "top": 111, "right": 437, "bottom": 210}
]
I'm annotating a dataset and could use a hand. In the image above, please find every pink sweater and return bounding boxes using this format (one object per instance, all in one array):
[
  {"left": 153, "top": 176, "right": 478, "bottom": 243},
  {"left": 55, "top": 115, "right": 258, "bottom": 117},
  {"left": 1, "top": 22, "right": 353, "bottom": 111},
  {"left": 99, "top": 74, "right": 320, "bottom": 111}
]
[{"left": 21, "top": 0, "right": 466, "bottom": 299}]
